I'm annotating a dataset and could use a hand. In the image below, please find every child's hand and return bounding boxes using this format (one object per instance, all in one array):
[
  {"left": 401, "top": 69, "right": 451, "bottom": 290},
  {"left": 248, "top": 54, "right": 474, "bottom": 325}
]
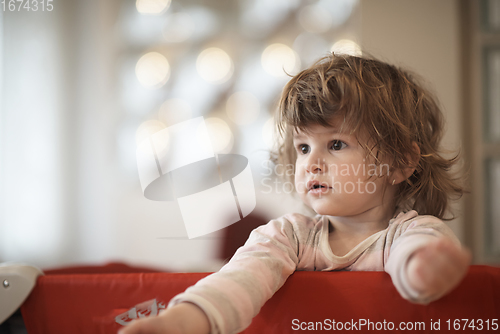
[
  {"left": 118, "top": 303, "right": 210, "bottom": 334},
  {"left": 406, "top": 238, "right": 471, "bottom": 299}
]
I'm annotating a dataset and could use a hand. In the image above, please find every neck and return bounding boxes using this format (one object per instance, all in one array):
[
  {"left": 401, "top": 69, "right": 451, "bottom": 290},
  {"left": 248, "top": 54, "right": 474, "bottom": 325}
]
[{"left": 328, "top": 201, "right": 397, "bottom": 236}]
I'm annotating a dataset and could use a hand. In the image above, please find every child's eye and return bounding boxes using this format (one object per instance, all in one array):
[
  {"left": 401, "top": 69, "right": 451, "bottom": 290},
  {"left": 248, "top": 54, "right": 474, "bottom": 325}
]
[
  {"left": 298, "top": 144, "right": 310, "bottom": 154},
  {"left": 330, "top": 140, "right": 347, "bottom": 151}
]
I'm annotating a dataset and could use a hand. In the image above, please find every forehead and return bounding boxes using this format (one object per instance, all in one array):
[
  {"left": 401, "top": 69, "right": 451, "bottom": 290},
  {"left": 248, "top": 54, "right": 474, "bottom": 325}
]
[
  {"left": 293, "top": 124, "right": 343, "bottom": 138},
  {"left": 292, "top": 116, "right": 353, "bottom": 139}
]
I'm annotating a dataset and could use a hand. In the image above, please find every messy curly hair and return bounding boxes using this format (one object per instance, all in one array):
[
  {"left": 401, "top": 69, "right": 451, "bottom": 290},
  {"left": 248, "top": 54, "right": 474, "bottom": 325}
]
[{"left": 274, "top": 53, "right": 464, "bottom": 220}]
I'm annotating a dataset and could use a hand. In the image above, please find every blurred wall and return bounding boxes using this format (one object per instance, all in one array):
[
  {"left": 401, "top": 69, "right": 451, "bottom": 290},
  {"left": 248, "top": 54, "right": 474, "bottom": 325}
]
[
  {"left": 0, "top": 0, "right": 465, "bottom": 271},
  {"left": 0, "top": 1, "right": 72, "bottom": 267}
]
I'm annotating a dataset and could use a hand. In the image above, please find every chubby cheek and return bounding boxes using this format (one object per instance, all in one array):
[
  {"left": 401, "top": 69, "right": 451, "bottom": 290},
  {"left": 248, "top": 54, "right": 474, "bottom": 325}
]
[{"left": 294, "top": 165, "right": 307, "bottom": 195}]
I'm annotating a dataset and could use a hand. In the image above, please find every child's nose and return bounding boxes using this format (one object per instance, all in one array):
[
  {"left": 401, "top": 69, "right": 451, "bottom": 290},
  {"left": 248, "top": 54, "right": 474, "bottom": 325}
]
[{"left": 304, "top": 154, "right": 325, "bottom": 174}]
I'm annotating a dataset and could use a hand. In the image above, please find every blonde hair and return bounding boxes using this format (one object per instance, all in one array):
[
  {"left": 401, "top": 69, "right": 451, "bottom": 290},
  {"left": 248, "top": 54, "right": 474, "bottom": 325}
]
[{"left": 274, "top": 53, "right": 464, "bottom": 220}]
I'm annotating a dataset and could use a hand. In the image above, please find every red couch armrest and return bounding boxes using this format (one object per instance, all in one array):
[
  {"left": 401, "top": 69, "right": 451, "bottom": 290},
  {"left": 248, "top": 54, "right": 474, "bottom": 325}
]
[{"left": 21, "top": 265, "right": 500, "bottom": 333}]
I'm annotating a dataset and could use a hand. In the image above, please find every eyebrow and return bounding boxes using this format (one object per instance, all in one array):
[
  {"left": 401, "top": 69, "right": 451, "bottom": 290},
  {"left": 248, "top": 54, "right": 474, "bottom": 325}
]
[{"left": 292, "top": 132, "right": 305, "bottom": 140}]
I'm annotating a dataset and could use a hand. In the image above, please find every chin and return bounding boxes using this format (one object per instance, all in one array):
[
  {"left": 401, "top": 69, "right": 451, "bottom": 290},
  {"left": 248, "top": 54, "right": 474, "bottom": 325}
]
[{"left": 311, "top": 205, "right": 338, "bottom": 216}]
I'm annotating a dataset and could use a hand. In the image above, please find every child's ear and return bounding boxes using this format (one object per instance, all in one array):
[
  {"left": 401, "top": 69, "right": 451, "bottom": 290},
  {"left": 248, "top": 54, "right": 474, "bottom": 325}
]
[{"left": 390, "top": 142, "right": 420, "bottom": 185}]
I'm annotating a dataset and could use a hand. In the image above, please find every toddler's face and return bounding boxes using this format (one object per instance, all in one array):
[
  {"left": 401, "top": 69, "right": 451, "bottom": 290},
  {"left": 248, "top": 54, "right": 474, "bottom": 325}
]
[{"left": 293, "top": 120, "right": 392, "bottom": 217}]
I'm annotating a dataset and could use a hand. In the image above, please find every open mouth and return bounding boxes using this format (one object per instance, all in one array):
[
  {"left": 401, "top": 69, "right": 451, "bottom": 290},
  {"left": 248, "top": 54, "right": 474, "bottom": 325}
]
[{"left": 307, "top": 180, "right": 330, "bottom": 193}]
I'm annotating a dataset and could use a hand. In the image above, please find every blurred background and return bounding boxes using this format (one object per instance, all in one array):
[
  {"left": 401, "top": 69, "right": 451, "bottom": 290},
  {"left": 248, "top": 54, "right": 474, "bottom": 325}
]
[{"left": 0, "top": 0, "right": 499, "bottom": 272}]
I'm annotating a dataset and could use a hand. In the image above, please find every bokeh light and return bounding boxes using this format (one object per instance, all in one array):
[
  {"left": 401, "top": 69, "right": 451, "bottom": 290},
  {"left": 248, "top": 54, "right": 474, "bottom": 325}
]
[
  {"left": 261, "top": 43, "right": 300, "bottom": 77},
  {"left": 135, "top": 52, "right": 170, "bottom": 88},
  {"left": 203, "top": 117, "right": 234, "bottom": 153},
  {"left": 159, "top": 98, "right": 192, "bottom": 126},
  {"left": 196, "top": 48, "right": 234, "bottom": 84},
  {"left": 226, "top": 92, "right": 260, "bottom": 125},
  {"left": 136, "top": 0, "right": 171, "bottom": 15},
  {"left": 331, "top": 39, "right": 362, "bottom": 57}
]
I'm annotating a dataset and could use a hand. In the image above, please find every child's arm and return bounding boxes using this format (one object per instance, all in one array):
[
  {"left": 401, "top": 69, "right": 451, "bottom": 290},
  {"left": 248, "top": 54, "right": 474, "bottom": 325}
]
[
  {"left": 385, "top": 215, "right": 470, "bottom": 304},
  {"left": 118, "top": 303, "right": 210, "bottom": 334},
  {"left": 118, "top": 215, "right": 306, "bottom": 334}
]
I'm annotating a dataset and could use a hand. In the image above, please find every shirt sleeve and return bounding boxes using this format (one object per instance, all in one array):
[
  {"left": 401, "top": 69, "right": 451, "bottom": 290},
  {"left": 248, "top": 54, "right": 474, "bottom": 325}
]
[
  {"left": 167, "top": 215, "right": 303, "bottom": 334},
  {"left": 384, "top": 213, "right": 461, "bottom": 304}
]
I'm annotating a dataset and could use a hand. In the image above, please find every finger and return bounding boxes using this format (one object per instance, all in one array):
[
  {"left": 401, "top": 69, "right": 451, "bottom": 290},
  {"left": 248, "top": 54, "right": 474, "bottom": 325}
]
[{"left": 118, "top": 317, "right": 162, "bottom": 334}]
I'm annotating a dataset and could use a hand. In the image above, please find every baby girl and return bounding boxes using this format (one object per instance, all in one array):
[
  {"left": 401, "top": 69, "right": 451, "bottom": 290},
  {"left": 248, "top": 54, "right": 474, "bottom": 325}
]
[{"left": 120, "top": 53, "right": 470, "bottom": 334}]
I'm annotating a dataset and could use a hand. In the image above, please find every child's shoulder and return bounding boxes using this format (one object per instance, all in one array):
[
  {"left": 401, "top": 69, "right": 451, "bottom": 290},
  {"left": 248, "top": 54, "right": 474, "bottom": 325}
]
[
  {"left": 391, "top": 210, "right": 444, "bottom": 228},
  {"left": 389, "top": 210, "right": 457, "bottom": 241},
  {"left": 259, "top": 213, "right": 324, "bottom": 236},
  {"left": 253, "top": 213, "right": 325, "bottom": 247},
  {"left": 281, "top": 212, "right": 324, "bottom": 229}
]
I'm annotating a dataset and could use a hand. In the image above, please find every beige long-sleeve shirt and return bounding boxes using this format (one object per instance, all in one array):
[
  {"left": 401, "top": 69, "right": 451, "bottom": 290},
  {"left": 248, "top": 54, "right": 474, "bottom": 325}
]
[{"left": 169, "top": 210, "right": 459, "bottom": 334}]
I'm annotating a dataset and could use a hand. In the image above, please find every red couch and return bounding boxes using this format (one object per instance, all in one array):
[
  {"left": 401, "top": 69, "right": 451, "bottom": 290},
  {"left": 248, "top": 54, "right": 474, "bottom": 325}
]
[{"left": 21, "top": 265, "right": 500, "bottom": 333}]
